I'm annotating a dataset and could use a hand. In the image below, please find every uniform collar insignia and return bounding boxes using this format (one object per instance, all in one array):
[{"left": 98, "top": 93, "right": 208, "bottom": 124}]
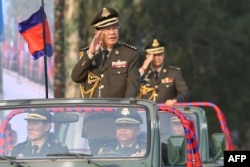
[{"left": 115, "top": 50, "right": 119, "bottom": 55}]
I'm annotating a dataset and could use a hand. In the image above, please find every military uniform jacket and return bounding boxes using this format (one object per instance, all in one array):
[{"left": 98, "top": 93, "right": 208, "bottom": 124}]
[
  {"left": 10, "top": 140, "right": 69, "bottom": 157},
  {"left": 140, "top": 65, "right": 190, "bottom": 103},
  {"left": 71, "top": 42, "right": 141, "bottom": 98},
  {"left": 98, "top": 139, "right": 146, "bottom": 156}
]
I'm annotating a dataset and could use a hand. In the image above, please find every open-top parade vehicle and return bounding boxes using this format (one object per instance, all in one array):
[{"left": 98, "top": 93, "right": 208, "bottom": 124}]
[{"left": 0, "top": 98, "right": 230, "bottom": 167}]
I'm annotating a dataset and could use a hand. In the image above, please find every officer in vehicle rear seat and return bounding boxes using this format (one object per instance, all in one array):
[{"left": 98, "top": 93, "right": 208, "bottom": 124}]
[
  {"left": 10, "top": 109, "right": 69, "bottom": 158},
  {"left": 98, "top": 108, "right": 146, "bottom": 157},
  {"left": 170, "top": 116, "right": 185, "bottom": 136}
]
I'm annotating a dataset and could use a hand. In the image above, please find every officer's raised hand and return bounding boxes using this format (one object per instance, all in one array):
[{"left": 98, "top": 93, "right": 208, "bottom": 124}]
[
  {"left": 88, "top": 31, "right": 103, "bottom": 55},
  {"left": 139, "top": 54, "right": 153, "bottom": 76}
]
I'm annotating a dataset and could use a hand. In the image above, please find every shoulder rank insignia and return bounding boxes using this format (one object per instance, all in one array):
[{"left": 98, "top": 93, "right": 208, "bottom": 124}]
[
  {"left": 168, "top": 65, "right": 181, "bottom": 70},
  {"left": 121, "top": 42, "right": 138, "bottom": 50}
]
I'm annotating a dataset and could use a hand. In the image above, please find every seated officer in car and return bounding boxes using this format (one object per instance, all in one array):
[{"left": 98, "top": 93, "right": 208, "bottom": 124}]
[
  {"left": 170, "top": 116, "right": 185, "bottom": 136},
  {"left": 98, "top": 108, "right": 146, "bottom": 157},
  {"left": 10, "top": 109, "right": 69, "bottom": 158}
]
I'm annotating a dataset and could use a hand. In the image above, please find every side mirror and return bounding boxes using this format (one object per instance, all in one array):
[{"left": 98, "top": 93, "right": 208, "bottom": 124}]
[
  {"left": 167, "top": 135, "right": 186, "bottom": 166},
  {"left": 211, "top": 133, "right": 225, "bottom": 160}
]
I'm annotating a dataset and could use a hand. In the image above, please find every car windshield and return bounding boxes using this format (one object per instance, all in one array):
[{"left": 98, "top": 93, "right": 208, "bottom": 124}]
[{"left": 0, "top": 106, "right": 148, "bottom": 158}]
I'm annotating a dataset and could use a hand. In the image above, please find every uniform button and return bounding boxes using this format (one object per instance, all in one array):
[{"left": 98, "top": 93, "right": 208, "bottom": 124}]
[{"left": 118, "top": 71, "right": 120, "bottom": 74}]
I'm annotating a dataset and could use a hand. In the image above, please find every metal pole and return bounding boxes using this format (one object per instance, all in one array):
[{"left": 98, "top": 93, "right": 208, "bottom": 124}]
[{"left": 41, "top": 0, "right": 49, "bottom": 98}]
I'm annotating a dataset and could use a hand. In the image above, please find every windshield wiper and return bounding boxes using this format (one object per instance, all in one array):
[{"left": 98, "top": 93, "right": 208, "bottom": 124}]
[
  {"left": 0, "top": 156, "right": 28, "bottom": 167},
  {"left": 46, "top": 152, "right": 92, "bottom": 157}
]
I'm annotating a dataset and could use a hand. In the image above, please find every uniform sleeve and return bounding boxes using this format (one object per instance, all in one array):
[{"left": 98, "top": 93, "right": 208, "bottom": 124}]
[
  {"left": 175, "top": 70, "right": 190, "bottom": 102},
  {"left": 125, "top": 50, "right": 141, "bottom": 98},
  {"left": 71, "top": 51, "right": 94, "bottom": 83}
]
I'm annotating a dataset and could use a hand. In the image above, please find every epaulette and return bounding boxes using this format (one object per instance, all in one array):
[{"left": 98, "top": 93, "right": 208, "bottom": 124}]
[
  {"left": 168, "top": 65, "right": 181, "bottom": 70},
  {"left": 81, "top": 46, "right": 89, "bottom": 51},
  {"left": 121, "top": 42, "right": 138, "bottom": 50}
]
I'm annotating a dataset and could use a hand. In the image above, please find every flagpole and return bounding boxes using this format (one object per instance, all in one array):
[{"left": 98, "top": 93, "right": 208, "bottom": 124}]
[{"left": 41, "top": 0, "right": 49, "bottom": 99}]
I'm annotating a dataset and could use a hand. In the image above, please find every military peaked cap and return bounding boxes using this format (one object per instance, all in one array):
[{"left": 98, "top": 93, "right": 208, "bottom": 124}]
[
  {"left": 114, "top": 108, "right": 143, "bottom": 125},
  {"left": 25, "top": 109, "right": 52, "bottom": 122},
  {"left": 170, "top": 116, "right": 181, "bottom": 123},
  {"left": 145, "top": 38, "right": 165, "bottom": 54},
  {"left": 91, "top": 7, "right": 119, "bottom": 30}
]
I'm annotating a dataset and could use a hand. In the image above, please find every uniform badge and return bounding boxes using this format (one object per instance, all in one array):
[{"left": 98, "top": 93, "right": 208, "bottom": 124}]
[
  {"left": 161, "top": 77, "right": 174, "bottom": 83},
  {"left": 121, "top": 108, "right": 130, "bottom": 115},
  {"left": 152, "top": 39, "right": 160, "bottom": 47},
  {"left": 101, "top": 8, "right": 110, "bottom": 17},
  {"left": 115, "top": 50, "right": 119, "bottom": 55},
  {"left": 112, "top": 60, "right": 127, "bottom": 68}
]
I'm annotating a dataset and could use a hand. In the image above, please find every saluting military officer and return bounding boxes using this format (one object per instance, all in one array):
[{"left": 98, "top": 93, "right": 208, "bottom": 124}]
[
  {"left": 138, "top": 38, "right": 190, "bottom": 105},
  {"left": 10, "top": 109, "right": 69, "bottom": 158},
  {"left": 71, "top": 7, "right": 141, "bottom": 98},
  {"left": 98, "top": 108, "right": 146, "bottom": 157}
]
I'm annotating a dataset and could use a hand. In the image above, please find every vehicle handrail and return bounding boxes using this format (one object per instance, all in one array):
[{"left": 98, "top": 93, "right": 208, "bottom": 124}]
[
  {"left": 158, "top": 104, "right": 202, "bottom": 167},
  {"left": 174, "top": 102, "right": 234, "bottom": 151}
]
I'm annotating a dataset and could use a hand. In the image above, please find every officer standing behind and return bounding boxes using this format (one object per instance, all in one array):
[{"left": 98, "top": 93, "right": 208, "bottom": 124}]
[
  {"left": 138, "top": 38, "right": 190, "bottom": 105},
  {"left": 71, "top": 7, "right": 141, "bottom": 98},
  {"left": 10, "top": 109, "right": 69, "bottom": 158},
  {"left": 98, "top": 108, "right": 146, "bottom": 157}
]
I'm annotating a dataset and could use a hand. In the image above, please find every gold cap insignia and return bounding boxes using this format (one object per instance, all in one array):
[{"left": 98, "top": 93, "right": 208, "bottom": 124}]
[
  {"left": 152, "top": 39, "right": 160, "bottom": 47},
  {"left": 121, "top": 108, "right": 130, "bottom": 115},
  {"left": 102, "top": 8, "right": 110, "bottom": 17}
]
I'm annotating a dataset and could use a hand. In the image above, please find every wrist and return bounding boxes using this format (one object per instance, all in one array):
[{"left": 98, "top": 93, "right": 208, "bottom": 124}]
[
  {"left": 141, "top": 66, "right": 147, "bottom": 72},
  {"left": 87, "top": 50, "right": 95, "bottom": 59}
]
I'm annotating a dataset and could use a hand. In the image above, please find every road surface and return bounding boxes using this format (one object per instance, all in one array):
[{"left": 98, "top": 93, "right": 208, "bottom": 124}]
[{"left": 2, "top": 69, "right": 54, "bottom": 100}]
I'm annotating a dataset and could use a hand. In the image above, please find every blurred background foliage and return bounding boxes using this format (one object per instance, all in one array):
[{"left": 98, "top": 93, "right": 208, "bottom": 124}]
[{"left": 3, "top": 0, "right": 250, "bottom": 148}]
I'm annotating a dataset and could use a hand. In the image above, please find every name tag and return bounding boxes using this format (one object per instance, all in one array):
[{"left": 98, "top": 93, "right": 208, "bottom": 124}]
[{"left": 112, "top": 61, "right": 127, "bottom": 68}]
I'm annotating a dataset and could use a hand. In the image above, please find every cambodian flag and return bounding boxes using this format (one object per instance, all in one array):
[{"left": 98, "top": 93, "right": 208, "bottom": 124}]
[{"left": 18, "top": 7, "right": 53, "bottom": 60}]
